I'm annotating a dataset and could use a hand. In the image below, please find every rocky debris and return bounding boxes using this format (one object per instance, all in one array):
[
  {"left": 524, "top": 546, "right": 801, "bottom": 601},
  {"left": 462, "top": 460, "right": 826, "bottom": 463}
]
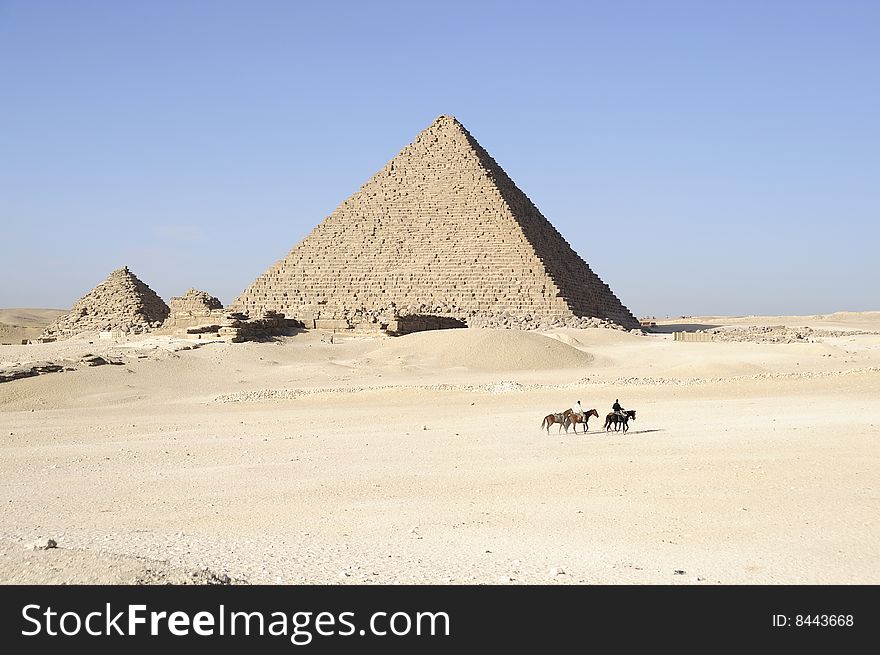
[
  {"left": 487, "top": 381, "right": 525, "bottom": 394},
  {"left": 184, "top": 569, "right": 234, "bottom": 586},
  {"left": 42, "top": 267, "right": 169, "bottom": 340},
  {"left": 0, "top": 362, "right": 66, "bottom": 383},
  {"left": 79, "top": 353, "right": 123, "bottom": 367},
  {"left": 549, "top": 567, "right": 565, "bottom": 577},
  {"left": 0, "top": 340, "right": 222, "bottom": 384},
  {"left": 1, "top": 538, "right": 246, "bottom": 585},
  {"left": 223, "top": 311, "right": 304, "bottom": 343},
  {"left": 157, "top": 306, "right": 303, "bottom": 343},
  {"left": 466, "top": 312, "right": 634, "bottom": 332},
  {"left": 703, "top": 325, "right": 880, "bottom": 344},
  {"left": 25, "top": 538, "right": 58, "bottom": 551}
]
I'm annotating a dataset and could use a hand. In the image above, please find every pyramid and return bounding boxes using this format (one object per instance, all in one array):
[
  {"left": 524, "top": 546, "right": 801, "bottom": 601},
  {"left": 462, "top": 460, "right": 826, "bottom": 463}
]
[
  {"left": 42, "top": 266, "right": 170, "bottom": 339},
  {"left": 167, "top": 288, "right": 223, "bottom": 316},
  {"left": 233, "top": 115, "right": 638, "bottom": 329}
]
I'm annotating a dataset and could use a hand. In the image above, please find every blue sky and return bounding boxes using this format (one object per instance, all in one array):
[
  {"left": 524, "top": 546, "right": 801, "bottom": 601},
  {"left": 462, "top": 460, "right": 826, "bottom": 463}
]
[{"left": 1, "top": 0, "right": 877, "bottom": 316}]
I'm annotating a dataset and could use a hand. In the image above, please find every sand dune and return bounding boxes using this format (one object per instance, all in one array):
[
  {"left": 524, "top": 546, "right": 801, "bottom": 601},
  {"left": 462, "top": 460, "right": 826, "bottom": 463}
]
[
  {"left": 0, "top": 308, "right": 66, "bottom": 327},
  {"left": 0, "top": 308, "right": 66, "bottom": 345},
  {"left": 360, "top": 329, "right": 595, "bottom": 371}
]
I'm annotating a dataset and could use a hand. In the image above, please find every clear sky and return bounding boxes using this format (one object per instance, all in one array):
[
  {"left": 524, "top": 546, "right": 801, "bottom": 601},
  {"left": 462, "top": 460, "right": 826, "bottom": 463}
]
[{"left": 1, "top": 0, "right": 877, "bottom": 317}]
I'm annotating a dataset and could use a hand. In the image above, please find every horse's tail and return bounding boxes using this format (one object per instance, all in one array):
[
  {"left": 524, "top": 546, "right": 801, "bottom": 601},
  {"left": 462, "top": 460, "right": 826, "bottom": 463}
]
[{"left": 540, "top": 417, "right": 547, "bottom": 430}]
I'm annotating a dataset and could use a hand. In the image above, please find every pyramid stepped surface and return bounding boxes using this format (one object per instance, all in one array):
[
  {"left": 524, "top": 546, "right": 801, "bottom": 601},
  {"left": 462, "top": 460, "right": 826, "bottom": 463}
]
[
  {"left": 233, "top": 115, "right": 638, "bottom": 329},
  {"left": 42, "top": 267, "right": 170, "bottom": 339}
]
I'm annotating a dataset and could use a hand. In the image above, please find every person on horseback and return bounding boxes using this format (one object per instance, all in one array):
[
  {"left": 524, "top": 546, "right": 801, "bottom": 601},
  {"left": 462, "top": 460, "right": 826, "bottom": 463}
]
[
  {"left": 612, "top": 399, "right": 626, "bottom": 418},
  {"left": 575, "top": 400, "right": 585, "bottom": 417}
]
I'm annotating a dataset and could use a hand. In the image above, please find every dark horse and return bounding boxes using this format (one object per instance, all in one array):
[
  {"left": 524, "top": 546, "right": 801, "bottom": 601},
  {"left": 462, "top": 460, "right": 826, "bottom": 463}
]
[
  {"left": 564, "top": 408, "right": 600, "bottom": 434},
  {"left": 604, "top": 410, "right": 637, "bottom": 434}
]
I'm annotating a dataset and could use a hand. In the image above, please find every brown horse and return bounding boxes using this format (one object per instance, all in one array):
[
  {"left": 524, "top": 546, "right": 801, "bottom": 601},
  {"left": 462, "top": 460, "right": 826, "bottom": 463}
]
[
  {"left": 564, "top": 408, "right": 599, "bottom": 433},
  {"left": 604, "top": 410, "right": 637, "bottom": 434},
  {"left": 541, "top": 412, "right": 570, "bottom": 434}
]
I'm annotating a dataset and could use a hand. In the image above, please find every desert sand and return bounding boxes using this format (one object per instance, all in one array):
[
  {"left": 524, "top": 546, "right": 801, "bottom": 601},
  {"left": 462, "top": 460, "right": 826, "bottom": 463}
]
[
  {"left": 0, "top": 309, "right": 65, "bottom": 345},
  {"left": 1, "top": 312, "right": 878, "bottom": 584}
]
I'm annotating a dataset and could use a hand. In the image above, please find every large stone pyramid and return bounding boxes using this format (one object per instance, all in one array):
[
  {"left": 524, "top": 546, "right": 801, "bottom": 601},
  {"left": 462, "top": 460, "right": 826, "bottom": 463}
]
[
  {"left": 43, "top": 266, "right": 170, "bottom": 339},
  {"left": 233, "top": 115, "right": 638, "bottom": 329}
]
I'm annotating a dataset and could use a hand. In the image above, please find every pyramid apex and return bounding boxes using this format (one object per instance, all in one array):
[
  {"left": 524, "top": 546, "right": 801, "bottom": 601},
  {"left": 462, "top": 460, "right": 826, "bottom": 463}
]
[{"left": 430, "top": 114, "right": 464, "bottom": 128}]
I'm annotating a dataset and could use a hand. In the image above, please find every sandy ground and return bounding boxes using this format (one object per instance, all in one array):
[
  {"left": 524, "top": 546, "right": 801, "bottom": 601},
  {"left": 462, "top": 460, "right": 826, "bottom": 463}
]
[
  {"left": 0, "top": 308, "right": 65, "bottom": 345},
  {"left": 0, "top": 312, "right": 878, "bottom": 584}
]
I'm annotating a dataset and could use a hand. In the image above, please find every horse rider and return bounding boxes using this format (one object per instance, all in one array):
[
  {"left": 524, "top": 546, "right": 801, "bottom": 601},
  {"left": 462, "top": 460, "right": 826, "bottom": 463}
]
[
  {"left": 612, "top": 399, "right": 626, "bottom": 418},
  {"left": 575, "top": 400, "right": 585, "bottom": 417}
]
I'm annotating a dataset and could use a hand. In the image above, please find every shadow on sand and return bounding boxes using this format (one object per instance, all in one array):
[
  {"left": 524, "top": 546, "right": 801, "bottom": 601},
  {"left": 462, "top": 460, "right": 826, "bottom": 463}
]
[{"left": 591, "top": 428, "right": 664, "bottom": 436}]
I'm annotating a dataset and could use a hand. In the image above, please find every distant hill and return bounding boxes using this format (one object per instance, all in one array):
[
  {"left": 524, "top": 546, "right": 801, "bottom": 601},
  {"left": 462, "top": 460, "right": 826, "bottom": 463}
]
[{"left": 0, "top": 308, "right": 66, "bottom": 344}]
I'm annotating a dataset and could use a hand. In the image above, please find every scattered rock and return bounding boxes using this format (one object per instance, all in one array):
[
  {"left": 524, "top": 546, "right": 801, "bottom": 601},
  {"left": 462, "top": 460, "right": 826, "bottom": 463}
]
[
  {"left": 80, "top": 354, "right": 110, "bottom": 366},
  {"left": 25, "top": 538, "right": 58, "bottom": 551}
]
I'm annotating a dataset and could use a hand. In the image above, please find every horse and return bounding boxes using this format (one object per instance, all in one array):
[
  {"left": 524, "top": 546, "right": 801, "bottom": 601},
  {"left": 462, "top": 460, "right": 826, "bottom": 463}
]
[
  {"left": 541, "top": 412, "right": 570, "bottom": 434},
  {"left": 604, "top": 410, "right": 637, "bottom": 434},
  {"left": 564, "top": 408, "right": 599, "bottom": 434}
]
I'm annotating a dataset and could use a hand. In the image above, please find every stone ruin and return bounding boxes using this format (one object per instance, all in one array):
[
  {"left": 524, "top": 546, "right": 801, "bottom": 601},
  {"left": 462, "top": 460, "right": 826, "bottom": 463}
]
[
  {"left": 42, "top": 267, "right": 170, "bottom": 340},
  {"left": 154, "top": 289, "right": 301, "bottom": 342},
  {"left": 158, "top": 288, "right": 226, "bottom": 331},
  {"left": 231, "top": 114, "right": 639, "bottom": 333},
  {"left": 169, "top": 288, "right": 223, "bottom": 315},
  {"left": 157, "top": 306, "right": 303, "bottom": 343}
]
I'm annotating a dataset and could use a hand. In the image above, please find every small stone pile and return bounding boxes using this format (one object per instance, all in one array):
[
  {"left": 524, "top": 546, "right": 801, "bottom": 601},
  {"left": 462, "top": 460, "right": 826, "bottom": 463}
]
[
  {"left": 159, "top": 289, "right": 226, "bottom": 331},
  {"left": 42, "top": 267, "right": 169, "bottom": 340}
]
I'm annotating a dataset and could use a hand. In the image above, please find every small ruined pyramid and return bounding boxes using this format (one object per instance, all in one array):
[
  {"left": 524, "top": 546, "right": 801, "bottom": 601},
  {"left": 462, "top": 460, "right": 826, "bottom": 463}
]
[
  {"left": 167, "top": 288, "right": 223, "bottom": 316},
  {"left": 43, "top": 266, "right": 170, "bottom": 339},
  {"left": 233, "top": 115, "right": 638, "bottom": 329}
]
